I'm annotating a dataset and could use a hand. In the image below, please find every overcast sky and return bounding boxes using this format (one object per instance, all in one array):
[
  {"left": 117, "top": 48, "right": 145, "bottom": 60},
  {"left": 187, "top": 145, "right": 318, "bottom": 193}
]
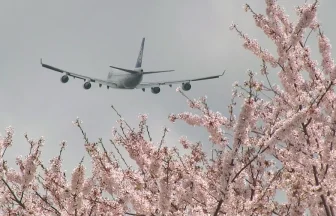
[{"left": 0, "top": 0, "right": 335, "bottom": 202}]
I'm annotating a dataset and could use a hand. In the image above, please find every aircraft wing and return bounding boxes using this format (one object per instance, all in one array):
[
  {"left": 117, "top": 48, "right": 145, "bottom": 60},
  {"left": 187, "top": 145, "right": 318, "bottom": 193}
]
[
  {"left": 136, "top": 71, "right": 225, "bottom": 89},
  {"left": 41, "top": 59, "right": 118, "bottom": 88}
]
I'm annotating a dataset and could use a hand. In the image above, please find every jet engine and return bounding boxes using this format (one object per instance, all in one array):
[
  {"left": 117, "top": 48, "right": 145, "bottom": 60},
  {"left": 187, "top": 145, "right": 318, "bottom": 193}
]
[
  {"left": 60, "top": 75, "right": 69, "bottom": 83},
  {"left": 182, "top": 82, "right": 191, "bottom": 91},
  {"left": 151, "top": 87, "right": 160, "bottom": 94},
  {"left": 83, "top": 81, "right": 91, "bottom": 90}
]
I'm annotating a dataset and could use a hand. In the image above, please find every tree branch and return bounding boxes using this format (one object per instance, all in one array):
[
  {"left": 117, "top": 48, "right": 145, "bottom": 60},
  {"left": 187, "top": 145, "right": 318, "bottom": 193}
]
[
  {"left": 213, "top": 199, "right": 223, "bottom": 216},
  {"left": 313, "top": 166, "right": 332, "bottom": 216},
  {"left": 35, "top": 191, "right": 61, "bottom": 216},
  {"left": 1, "top": 178, "right": 25, "bottom": 209}
]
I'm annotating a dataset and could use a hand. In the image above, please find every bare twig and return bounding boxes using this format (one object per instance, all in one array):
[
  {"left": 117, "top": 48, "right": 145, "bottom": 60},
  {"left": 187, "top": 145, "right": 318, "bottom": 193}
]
[
  {"left": 98, "top": 138, "right": 117, "bottom": 164},
  {"left": 110, "top": 139, "right": 130, "bottom": 169},
  {"left": 146, "top": 125, "right": 152, "bottom": 141},
  {"left": 111, "top": 105, "right": 134, "bottom": 132},
  {"left": 304, "top": 28, "right": 314, "bottom": 46},
  {"left": 158, "top": 127, "right": 168, "bottom": 152}
]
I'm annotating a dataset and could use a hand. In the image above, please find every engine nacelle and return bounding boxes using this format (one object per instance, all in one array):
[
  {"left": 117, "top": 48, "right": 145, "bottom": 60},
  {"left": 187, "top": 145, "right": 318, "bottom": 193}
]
[
  {"left": 83, "top": 81, "right": 91, "bottom": 90},
  {"left": 60, "top": 75, "right": 69, "bottom": 83},
  {"left": 151, "top": 87, "right": 160, "bottom": 94},
  {"left": 182, "top": 82, "right": 191, "bottom": 91}
]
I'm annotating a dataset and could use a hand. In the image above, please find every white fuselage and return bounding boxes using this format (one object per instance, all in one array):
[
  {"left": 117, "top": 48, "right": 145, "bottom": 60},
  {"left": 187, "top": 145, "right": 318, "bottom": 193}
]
[{"left": 107, "top": 68, "right": 143, "bottom": 89}]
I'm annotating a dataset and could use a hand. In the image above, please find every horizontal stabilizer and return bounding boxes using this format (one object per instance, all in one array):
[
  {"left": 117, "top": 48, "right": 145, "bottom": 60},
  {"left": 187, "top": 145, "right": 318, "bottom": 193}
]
[
  {"left": 142, "top": 70, "right": 175, "bottom": 75},
  {"left": 109, "top": 66, "right": 138, "bottom": 74}
]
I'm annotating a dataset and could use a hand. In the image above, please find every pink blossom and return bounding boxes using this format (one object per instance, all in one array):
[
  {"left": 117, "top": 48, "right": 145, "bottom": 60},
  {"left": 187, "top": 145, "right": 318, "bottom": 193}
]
[
  {"left": 0, "top": 126, "right": 14, "bottom": 149},
  {"left": 1, "top": 1, "right": 336, "bottom": 215},
  {"left": 319, "top": 34, "right": 334, "bottom": 75},
  {"left": 179, "top": 136, "right": 192, "bottom": 149},
  {"left": 21, "top": 155, "right": 37, "bottom": 187},
  {"left": 71, "top": 164, "right": 85, "bottom": 194}
]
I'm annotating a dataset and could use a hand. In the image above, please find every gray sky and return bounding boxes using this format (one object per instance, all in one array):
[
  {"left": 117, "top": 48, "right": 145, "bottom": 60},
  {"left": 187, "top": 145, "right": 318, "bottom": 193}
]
[{"left": 0, "top": 0, "right": 335, "bottom": 194}]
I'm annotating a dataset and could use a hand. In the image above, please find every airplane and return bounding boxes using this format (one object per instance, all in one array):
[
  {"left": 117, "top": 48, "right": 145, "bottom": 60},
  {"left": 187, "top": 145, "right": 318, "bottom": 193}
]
[{"left": 40, "top": 37, "right": 225, "bottom": 94}]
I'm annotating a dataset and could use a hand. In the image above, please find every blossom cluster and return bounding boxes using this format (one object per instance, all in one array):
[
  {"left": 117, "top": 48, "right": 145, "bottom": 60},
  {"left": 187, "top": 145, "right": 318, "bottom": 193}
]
[{"left": 0, "top": 1, "right": 336, "bottom": 215}]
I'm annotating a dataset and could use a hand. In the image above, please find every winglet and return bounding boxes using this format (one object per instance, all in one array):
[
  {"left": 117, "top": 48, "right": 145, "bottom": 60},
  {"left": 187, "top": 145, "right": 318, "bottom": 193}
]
[
  {"left": 220, "top": 70, "right": 226, "bottom": 76},
  {"left": 40, "top": 58, "right": 43, "bottom": 65}
]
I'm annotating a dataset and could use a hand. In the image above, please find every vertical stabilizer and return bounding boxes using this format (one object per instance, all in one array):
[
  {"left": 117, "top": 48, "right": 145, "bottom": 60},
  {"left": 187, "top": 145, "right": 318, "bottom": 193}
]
[
  {"left": 107, "top": 71, "right": 113, "bottom": 80},
  {"left": 135, "top": 38, "right": 145, "bottom": 68}
]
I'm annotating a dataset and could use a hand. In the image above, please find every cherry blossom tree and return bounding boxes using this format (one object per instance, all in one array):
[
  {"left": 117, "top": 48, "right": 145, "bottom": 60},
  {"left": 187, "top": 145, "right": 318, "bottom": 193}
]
[{"left": 1, "top": 0, "right": 335, "bottom": 215}]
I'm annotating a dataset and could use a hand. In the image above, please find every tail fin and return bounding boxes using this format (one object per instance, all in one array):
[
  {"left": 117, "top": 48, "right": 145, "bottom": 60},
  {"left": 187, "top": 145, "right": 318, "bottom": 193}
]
[
  {"left": 135, "top": 37, "right": 145, "bottom": 68},
  {"left": 107, "top": 71, "right": 113, "bottom": 80}
]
